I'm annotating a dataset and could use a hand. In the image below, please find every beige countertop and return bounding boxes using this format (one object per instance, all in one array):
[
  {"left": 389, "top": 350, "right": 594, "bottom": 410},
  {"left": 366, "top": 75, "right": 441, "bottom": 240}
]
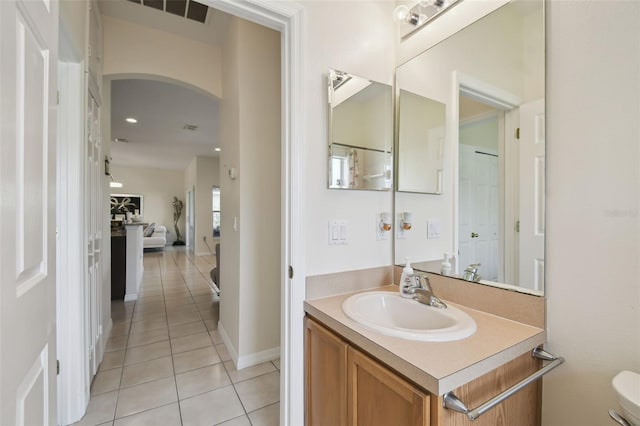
[{"left": 304, "top": 285, "right": 545, "bottom": 395}]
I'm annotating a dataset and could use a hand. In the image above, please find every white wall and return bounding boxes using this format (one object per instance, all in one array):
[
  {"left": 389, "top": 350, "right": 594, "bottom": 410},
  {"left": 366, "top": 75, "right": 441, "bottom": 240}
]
[
  {"left": 102, "top": 15, "right": 223, "bottom": 98},
  {"left": 304, "top": 1, "right": 395, "bottom": 276},
  {"left": 110, "top": 165, "right": 185, "bottom": 244},
  {"left": 219, "top": 17, "right": 281, "bottom": 364},
  {"left": 543, "top": 2, "right": 640, "bottom": 425}
]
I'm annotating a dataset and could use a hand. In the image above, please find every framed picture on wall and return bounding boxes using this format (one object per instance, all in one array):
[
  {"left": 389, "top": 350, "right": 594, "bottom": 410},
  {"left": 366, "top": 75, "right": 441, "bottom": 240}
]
[{"left": 110, "top": 193, "right": 143, "bottom": 217}]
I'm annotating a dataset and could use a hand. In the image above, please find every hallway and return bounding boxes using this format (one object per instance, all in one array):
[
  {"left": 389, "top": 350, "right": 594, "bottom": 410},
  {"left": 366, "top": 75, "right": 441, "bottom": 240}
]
[{"left": 75, "top": 248, "right": 280, "bottom": 426}]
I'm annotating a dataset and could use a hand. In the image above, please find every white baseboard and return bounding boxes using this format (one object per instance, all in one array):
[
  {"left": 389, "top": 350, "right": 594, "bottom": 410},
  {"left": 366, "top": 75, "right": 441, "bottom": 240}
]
[
  {"left": 124, "top": 293, "right": 138, "bottom": 302},
  {"left": 217, "top": 321, "right": 280, "bottom": 370},
  {"left": 237, "top": 346, "right": 281, "bottom": 370},
  {"left": 217, "top": 321, "right": 239, "bottom": 365}
]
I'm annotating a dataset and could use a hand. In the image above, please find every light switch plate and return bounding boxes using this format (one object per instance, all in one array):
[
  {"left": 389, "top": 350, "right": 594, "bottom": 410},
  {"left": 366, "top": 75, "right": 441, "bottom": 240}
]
[
  {"left": 427, "top": 219, "right": 441, "bottom": 239},
  {"left": 329, "top": 220, "right": 348, "bottom": 245}
]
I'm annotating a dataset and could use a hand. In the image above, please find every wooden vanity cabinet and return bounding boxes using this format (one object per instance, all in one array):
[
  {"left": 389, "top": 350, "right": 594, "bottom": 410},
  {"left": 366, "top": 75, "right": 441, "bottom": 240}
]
[
  {"left": 305, "top": 317, "right": 429, "bottom": 426},
  {"left": 305, "top": 316, "right": 541, "bottom": 426}
]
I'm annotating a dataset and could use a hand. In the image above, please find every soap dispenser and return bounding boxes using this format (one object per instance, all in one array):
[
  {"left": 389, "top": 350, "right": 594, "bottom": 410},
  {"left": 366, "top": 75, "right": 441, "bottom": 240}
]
[
  {"left": 441, "top": 253, "right": 452, "bottom": 276},
  {"left": 399, "top": 257, "right": 415, "bottom": 298}
]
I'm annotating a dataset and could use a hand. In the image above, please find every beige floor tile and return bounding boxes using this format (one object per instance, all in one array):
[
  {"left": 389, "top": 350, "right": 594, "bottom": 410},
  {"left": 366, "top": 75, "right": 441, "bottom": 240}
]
[
  {"left": 176, "top": 363, "right": 230, "bottom": 399},
  {"left": 105, "top": 334, "right": 128, "bottom": 352},
  {"left": 132, "top": 306, "right": 166, "bottom": 319},
  {"left": 179, "top": 386, "right": 245, "bottom": 426},
  {"left": 192, "top": 294, "right": 219, "bottom": 305},
  {"left": 173, "top": 346, "right": 221, "bottom": 374},
  {"left": 198, "top": 310, "right": 218, "bottom": 322},
  {"left": 248, "top": 402, "right": 280, "bottom": 426},
  {"left": 124, "top": 340, "right": 171, "bottom": 365},
  {"left": 121, "top": 356, "right": 174, "bottom": 388},
  {"left": 135, "top": 294, "right": 164, "bottom": 305},
  {"left": 170, "top": 332, "right": 213, "bottom": 354},
  {"left": 215, "top": 343, "right": 231, "bottom": 362},
  {"left": 164, "top": 298, "right": 196, "bottom": 309},
  {"left": 203, "top": 319, "right": 217, "bottom": 332},
  {"left": 115, "top": 376, "right": 177, "bottom": 419},
  {"left": 137, "top": 288, "right": 164, "bottom": 298},
  {"left": 216, "top": 416, "right": 251, "bottom": 426},
  {"left": 224, "top": 361, "right": 276, "bottom": 384},
  {"left": 168, "top": 320, "right": 207, "bottom": 338},
  {"left": 127, "top": 327, "right": 169, "bottom": 348},
  {"left": 73, "top": 390, "right": 118, "bottom": 426},
  {"left": 209, "top": 329, "right": 223, "bottom": 345},
  {"left": 113, "top": 402, "right": 181, "bottom": 426},
  {"left": 100, "top": 350, "right": 126, "bottom": 371},
  {"left": 129, "top": 318, "right": 168, "bottom": 334},
  {"left": 167, "top": 311, "right": 202, "bottom": 326},
  {"left": 91, "top": 367, "right": 122, "bottom": 395},
  {"left": 234, "top": 371, "right": 280, "bottom": 412},
  {"left": 165, "top": 304, "right": 199, "bottom": 316},
  {"left": 110, "top": 322, "right": 130, "bottom": 338}
]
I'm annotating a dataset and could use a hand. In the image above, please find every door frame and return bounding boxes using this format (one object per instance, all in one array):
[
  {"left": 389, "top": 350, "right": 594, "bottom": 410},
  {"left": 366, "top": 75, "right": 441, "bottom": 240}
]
[
  {"left": 452, "top": 71, "right": 519, "bottom": 277},
  {"left": 56, "top": 28, "right": 90, "bottom": 425},
  {"left": 200, "top": 1, "right": 305, "bottom": 424}
]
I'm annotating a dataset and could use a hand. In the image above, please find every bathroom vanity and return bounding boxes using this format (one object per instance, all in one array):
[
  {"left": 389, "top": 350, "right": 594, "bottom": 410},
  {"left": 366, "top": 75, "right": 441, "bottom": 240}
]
[{"left": 304, "top": 285, "right": 547, "bottom": 426}]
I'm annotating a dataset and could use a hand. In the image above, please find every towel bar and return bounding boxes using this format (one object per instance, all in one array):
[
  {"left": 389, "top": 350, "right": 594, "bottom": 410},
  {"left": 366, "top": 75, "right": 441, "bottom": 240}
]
[{"left": 443, "top": 348, "right": 564, "bottom": 421}]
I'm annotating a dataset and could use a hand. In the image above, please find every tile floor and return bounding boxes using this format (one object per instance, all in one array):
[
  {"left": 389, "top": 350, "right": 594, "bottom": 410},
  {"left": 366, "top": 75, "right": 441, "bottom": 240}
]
[{"left": 74, "top": 248, "right": 280, "bottom": 426}]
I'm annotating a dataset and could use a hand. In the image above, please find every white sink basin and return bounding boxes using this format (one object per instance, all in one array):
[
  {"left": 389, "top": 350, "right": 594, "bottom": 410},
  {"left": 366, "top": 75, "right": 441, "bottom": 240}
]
[{"left": 342, "top": 291, "right": 477, "bottom": 342}]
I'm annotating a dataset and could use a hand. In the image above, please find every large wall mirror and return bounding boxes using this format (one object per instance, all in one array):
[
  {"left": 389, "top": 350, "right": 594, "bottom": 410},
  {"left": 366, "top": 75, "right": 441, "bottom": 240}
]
[
  {"left": 328, "top": 69, "right": 393, "bottom": 191},
  {"left": 394, "top": 0, "right": 545, "bottom": 295}
]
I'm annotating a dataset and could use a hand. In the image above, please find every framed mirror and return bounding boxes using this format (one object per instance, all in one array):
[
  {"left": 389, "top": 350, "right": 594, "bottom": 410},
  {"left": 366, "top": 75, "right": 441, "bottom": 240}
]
[
  {"left": 328, "top": 69, "right": 393, "bottom": 191},
  {"left": 394, "top": 0, "right": 545, "bottom": 295},
  {"left": 396, "top": 89, "right": 445, "bottom": 194}
]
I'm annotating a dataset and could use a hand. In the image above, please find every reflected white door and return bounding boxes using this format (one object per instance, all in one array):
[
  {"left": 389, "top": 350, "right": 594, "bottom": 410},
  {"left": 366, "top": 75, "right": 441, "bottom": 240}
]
[
  {"left": 459, "top": 145, "right": 499, "bottom": 281},
  {"left": 518, "top": 99, "right": 545, "bottom": 291},
  {"left": 0, "top": 0, "right": 58, "bottom": 423}
]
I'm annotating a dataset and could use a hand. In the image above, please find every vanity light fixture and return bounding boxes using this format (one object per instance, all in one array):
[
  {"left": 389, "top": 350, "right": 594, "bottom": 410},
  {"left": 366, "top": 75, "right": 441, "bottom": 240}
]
[
  {"left": 394, "top": 0, "right": 462, "bottom": 39},
  {"left": 376, "top": 212, "right": 392, "bottom": 241},
  {"left": 125, "top": 117, "right": 138, "bottom": 124},
  {"left": 397, "top": 212, "right": 413, "bottom": 240}
]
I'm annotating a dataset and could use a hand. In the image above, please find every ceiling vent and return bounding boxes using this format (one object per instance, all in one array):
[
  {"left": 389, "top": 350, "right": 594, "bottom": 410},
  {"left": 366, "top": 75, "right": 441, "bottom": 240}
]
[
  {"left": 183, "top": 124, "right": 198, "bottom": 131},
  {"left": 127, "top": 0, "right": 209, "bottom": 24}
]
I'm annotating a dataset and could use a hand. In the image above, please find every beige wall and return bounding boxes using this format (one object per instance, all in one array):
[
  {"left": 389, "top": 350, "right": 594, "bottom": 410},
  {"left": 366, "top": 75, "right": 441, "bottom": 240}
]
[
  {"left": 110, "top": 165, "right": 185, "bottom": 244},
  {"left": 543, "top": 2, "right": 640, "bottom": 424},
  {"left": 219, "top": 17, "right": 281, "bottom": 363},
  {"left": 102, "top": 15, "right": 222, "bottom": 98}
]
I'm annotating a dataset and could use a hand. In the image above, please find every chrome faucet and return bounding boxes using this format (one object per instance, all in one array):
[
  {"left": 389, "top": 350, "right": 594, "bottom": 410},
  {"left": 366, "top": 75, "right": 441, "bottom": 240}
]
[
  {"left": 462, "top": 264, "right": 481, "bottom": 282},
  {"left": 412, "top": 274, "right": 447, "bottom": 309}
]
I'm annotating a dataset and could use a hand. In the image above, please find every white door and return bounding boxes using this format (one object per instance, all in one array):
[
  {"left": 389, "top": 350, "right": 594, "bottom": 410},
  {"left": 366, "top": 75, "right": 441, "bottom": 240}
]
[
  {"left": 518, "top": 99, "right": 545, "bottom": 291},
  {"left": 0, "top": 0, "right": 58, "bottom": 423},
  {"left": 458, "top": 145, "right": 499, "bottom": 281}
]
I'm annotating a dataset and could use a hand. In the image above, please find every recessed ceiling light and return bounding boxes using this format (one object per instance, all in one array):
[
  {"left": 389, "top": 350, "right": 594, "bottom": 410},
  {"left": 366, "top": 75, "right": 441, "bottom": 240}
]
[
  {"left": 214, "top": 147, "right": 221, "bottom": 152},
  {"left": 110, "top": 182, "right": 123, "bottom": 188},
  {"left": 114, "top": 137, "right": 129, "bottom": 143},
  {"left": 183, "top": 124, "right": 198, "bottom": 131},
  {"left": 125, "top": 117, "right": 138, "bottom": 124}
]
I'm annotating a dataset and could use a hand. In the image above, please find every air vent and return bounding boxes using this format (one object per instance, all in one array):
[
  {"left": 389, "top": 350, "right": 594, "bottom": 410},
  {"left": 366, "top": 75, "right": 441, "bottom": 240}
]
[
  {"left": 183, "top": 124, "right": 198, "bottom": 131},
  {"left": 127, "top": 0, "right": 209, "bottom": 24}
]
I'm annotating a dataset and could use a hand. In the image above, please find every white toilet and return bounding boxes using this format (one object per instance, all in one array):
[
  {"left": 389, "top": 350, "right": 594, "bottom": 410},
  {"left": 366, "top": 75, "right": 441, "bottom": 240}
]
[{"left": 613, "top": 370, "right": 640, "bottom": 425}]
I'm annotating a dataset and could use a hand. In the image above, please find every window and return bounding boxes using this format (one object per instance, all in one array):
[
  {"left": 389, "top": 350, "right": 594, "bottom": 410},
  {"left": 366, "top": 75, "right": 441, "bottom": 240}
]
[{"left": 212, "top": 186, "right": 220, "bottom": 237}]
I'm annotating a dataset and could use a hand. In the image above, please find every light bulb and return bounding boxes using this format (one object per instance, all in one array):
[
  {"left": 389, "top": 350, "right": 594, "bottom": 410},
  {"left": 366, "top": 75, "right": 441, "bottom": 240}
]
[{"left": 393, "top": 5, "right": 410, "bottom": 22}]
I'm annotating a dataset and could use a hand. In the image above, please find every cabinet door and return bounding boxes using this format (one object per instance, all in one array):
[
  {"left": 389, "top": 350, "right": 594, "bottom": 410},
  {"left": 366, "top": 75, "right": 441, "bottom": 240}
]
[
  {"left": 305, "top": 318, "right": 348, "bottom": 426},
  {"left": 348, "top": 347, "right": 430, "bottom": 426}
]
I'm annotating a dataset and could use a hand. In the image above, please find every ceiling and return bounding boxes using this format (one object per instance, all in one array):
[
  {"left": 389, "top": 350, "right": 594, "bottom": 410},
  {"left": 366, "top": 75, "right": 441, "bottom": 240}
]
[
  {"left": 99, "top": 0, "right": 231, "bottom": 171},
  {"left": 110, "top": 78, "right": 220, "bottom": 170}
]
